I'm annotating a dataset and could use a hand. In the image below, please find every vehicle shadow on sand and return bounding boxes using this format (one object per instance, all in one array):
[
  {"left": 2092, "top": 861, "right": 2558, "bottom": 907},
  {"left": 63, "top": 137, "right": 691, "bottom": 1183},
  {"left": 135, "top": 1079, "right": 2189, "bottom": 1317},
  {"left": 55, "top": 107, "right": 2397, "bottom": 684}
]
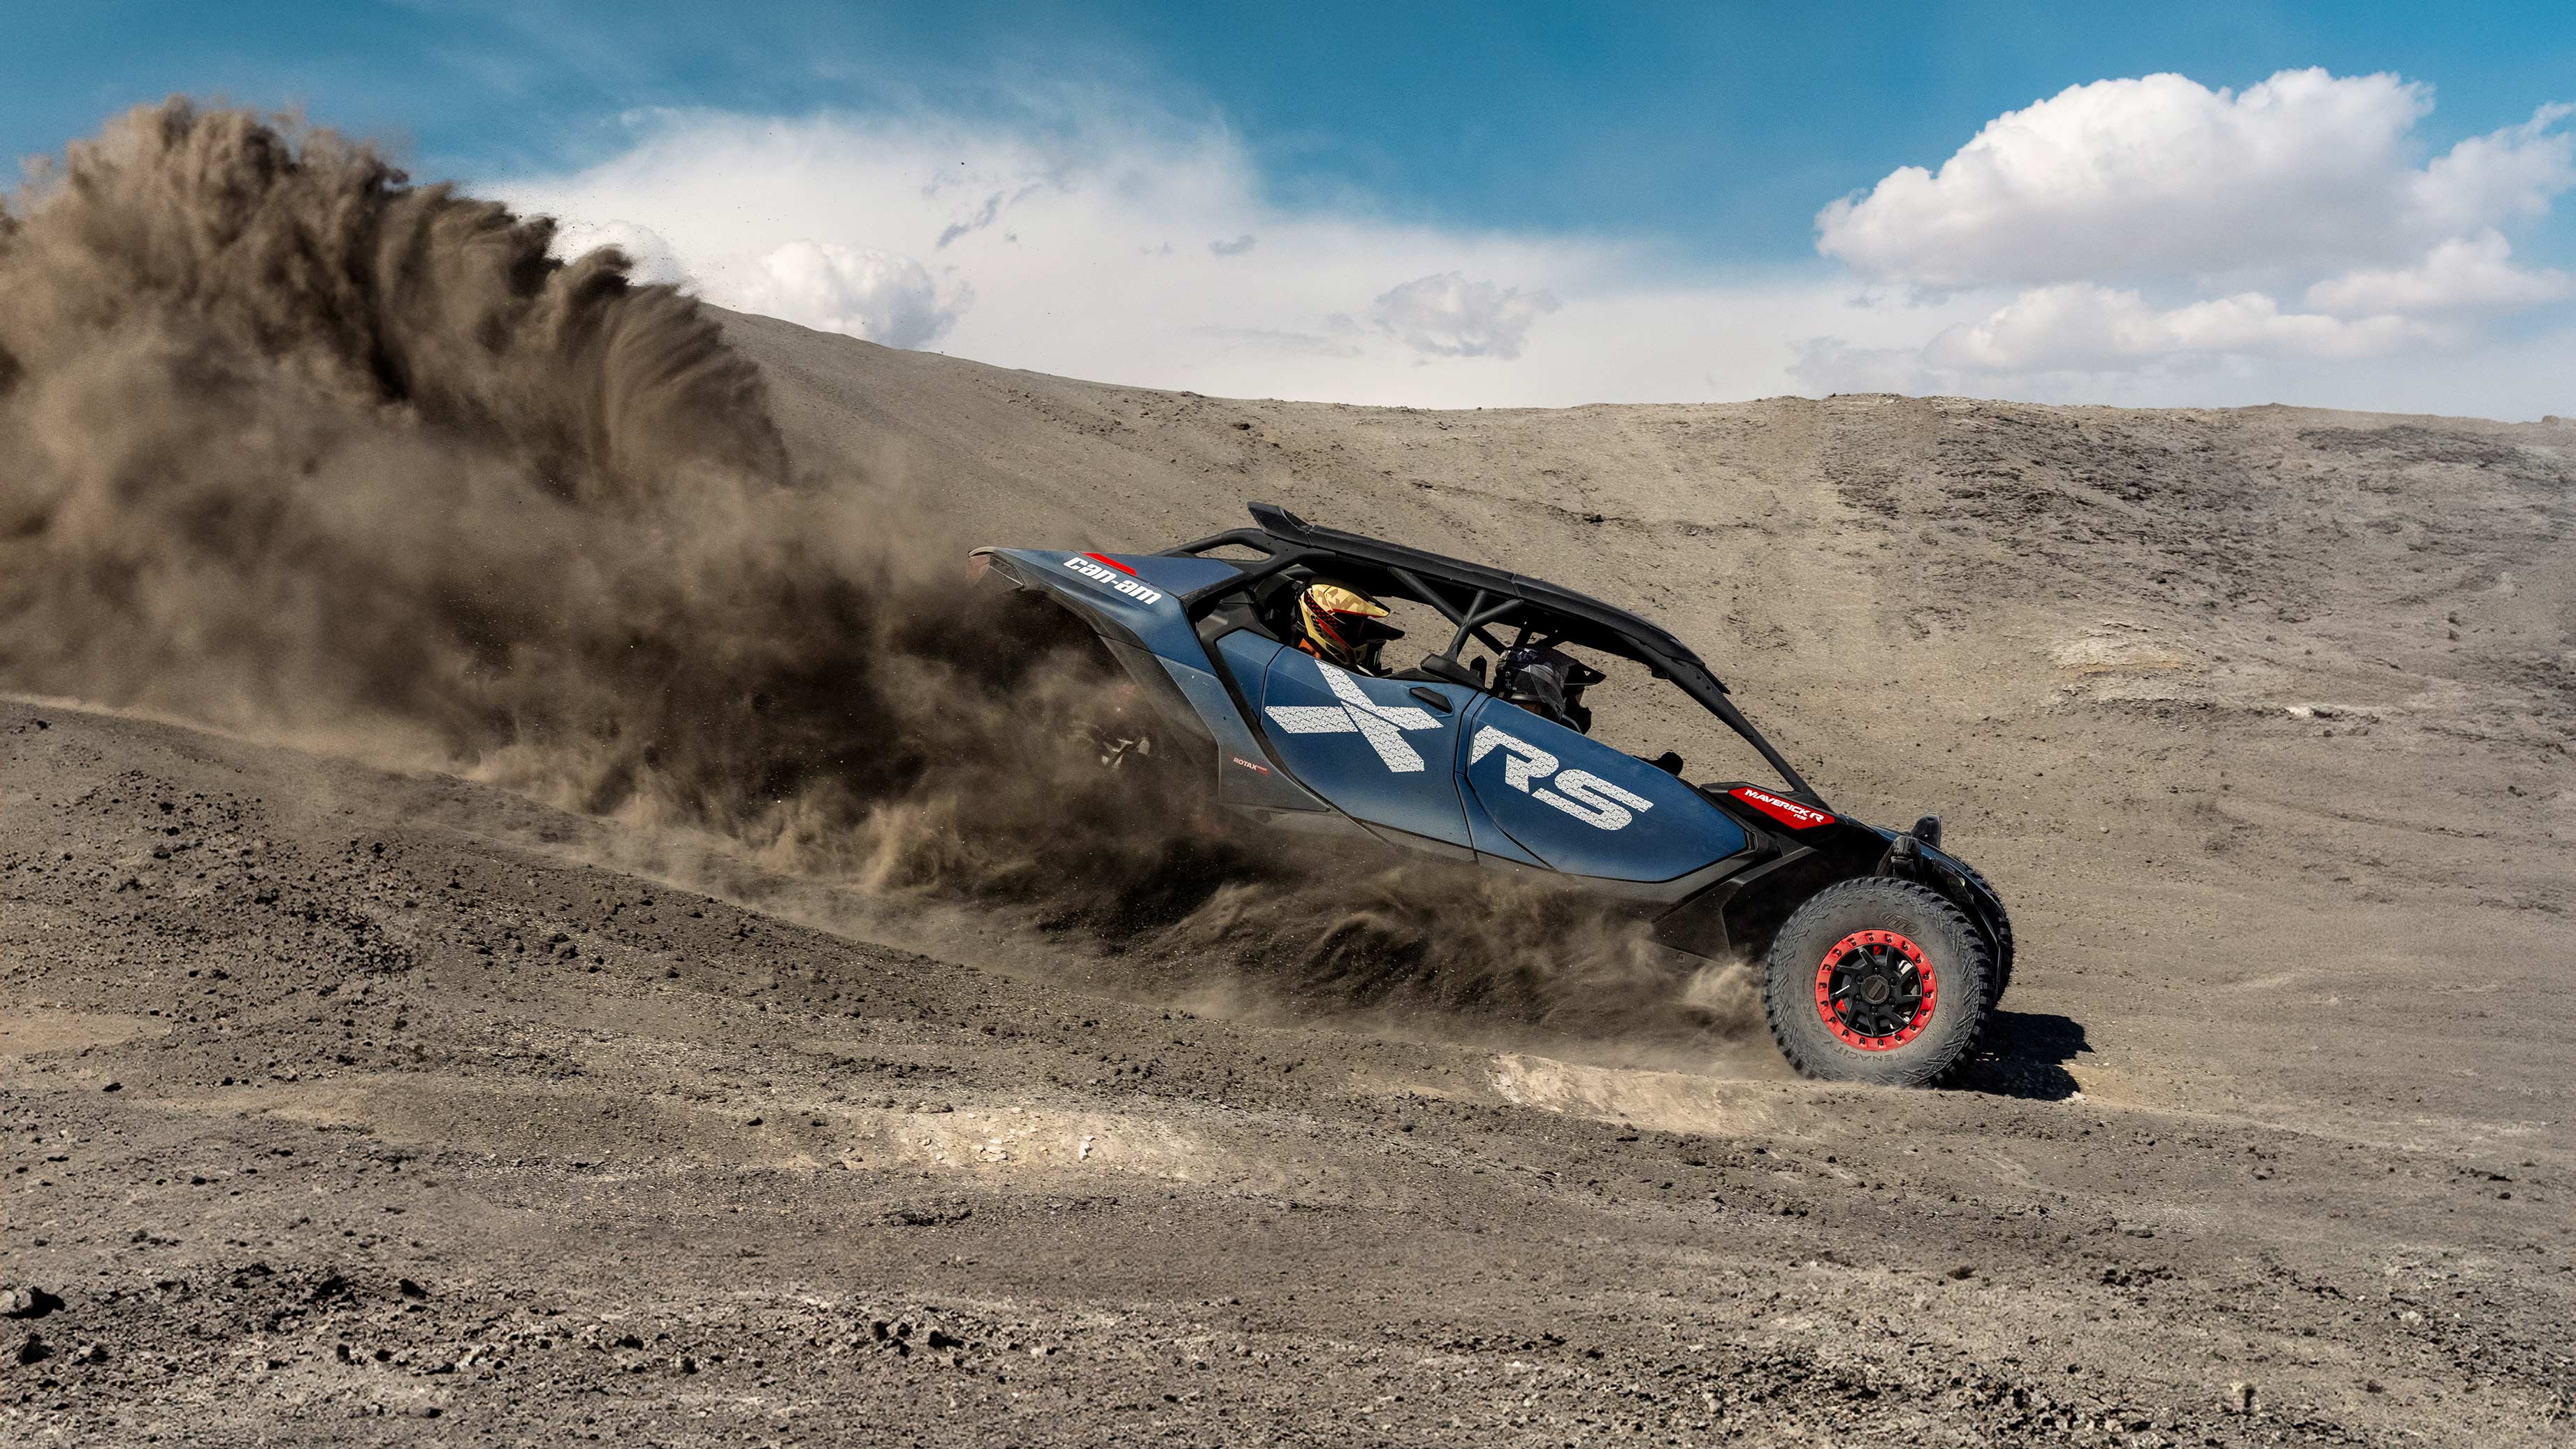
[{"left": 1947, "top": 1011, "right": 2090, "bottom": 1101}]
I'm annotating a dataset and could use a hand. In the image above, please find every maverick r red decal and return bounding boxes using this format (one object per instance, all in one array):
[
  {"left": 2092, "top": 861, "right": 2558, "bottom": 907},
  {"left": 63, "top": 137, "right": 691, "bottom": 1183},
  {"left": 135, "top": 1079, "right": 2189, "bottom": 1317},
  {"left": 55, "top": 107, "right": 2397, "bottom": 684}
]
[{"left": 1730, "top": 786, "right": 1834, "bottom": 829}]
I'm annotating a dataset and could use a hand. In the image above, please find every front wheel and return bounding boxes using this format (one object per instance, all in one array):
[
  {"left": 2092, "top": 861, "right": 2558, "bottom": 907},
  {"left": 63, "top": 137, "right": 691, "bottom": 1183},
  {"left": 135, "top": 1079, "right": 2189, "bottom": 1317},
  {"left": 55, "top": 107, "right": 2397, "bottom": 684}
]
[{"left": 1763, "top": 877, "right": 1991, "bottom": 1086}]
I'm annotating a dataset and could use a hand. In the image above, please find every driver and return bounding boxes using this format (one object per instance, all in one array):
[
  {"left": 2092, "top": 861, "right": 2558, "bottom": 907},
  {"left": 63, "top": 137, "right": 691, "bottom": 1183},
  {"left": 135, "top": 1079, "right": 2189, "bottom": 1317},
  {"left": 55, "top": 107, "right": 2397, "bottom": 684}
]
[
  {"left": 1291, "top": 579, "right": 1403, "bottom": 675},
  {"left": 1498, "top": 644, "right": 1589, "bottom": 732}
]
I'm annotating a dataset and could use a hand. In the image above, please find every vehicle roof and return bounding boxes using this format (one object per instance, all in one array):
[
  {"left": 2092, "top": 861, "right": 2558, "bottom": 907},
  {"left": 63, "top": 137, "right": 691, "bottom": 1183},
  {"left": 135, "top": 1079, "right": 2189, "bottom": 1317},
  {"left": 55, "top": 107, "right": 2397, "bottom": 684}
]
[{"left": 1176, "top": 503, "right": 1732, "bottom": 697}]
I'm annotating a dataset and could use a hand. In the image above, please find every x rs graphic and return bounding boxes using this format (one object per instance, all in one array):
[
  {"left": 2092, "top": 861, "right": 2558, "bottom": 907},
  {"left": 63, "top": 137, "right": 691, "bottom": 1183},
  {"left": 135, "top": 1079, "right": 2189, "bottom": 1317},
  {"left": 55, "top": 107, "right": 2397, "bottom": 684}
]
[{"left": 1264, "top": 663, "right": 1443, "bottom": 772}]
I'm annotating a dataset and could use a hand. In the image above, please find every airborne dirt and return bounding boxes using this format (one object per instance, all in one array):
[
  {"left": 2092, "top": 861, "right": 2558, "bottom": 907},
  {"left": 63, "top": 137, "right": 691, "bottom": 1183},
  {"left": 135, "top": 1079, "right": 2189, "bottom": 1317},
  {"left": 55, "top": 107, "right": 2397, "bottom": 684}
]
[{"left": 6, "top": 110, "right": 2576, "bottom": 1447}]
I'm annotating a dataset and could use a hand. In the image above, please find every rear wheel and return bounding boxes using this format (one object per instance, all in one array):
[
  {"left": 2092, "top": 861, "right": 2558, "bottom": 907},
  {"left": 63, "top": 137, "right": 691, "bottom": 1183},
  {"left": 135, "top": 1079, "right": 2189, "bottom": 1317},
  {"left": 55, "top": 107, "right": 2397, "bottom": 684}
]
[{"left": 1763, "top": 877, "right": 1990, "bottom": 1087}]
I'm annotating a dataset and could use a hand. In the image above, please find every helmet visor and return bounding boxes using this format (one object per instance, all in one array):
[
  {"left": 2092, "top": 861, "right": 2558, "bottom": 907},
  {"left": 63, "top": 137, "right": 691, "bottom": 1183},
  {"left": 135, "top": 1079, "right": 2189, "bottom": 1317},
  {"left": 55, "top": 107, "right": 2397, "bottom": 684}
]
[{"left": 1300, "top": 584, "right": 1401, "bottom": 668}]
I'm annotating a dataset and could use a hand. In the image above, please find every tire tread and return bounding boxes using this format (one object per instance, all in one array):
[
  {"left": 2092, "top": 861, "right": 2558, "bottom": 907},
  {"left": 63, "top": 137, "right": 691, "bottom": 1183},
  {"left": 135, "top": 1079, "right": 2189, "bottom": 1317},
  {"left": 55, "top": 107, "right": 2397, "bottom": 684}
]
[
  {"left": 1953, "top": 857, "right": 2015, "bottom": 1007},
  {"left": 1761, "top": 875, "right": 1991, "bottom": 1088}
]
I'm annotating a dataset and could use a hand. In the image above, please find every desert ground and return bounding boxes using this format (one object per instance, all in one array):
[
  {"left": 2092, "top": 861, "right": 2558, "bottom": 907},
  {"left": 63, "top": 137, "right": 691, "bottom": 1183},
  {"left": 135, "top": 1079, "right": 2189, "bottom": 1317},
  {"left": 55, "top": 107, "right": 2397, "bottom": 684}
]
[{"left": 5, "top": 311, "right": 2572, "bottom": 1445}]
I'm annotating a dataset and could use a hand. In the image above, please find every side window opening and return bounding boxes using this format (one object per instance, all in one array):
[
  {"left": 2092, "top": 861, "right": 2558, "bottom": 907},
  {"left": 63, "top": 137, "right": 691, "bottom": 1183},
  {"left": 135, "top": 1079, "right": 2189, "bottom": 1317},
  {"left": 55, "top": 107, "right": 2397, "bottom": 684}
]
[
  {"left": 1257, "top": 570, "right": 1455, "bottom": 677},
  {"left": 1196, "top": 595, "right": 1274, "bottom": 647},
  {"left": 1366, "top": 596, "right": 1456, "bottom": 675},
  {"left": 1490, "top": 640, "right": 1602, "bottom": 734},
  {"left": 1547, "top": 642, "right": 1779, "bottom": 788}
]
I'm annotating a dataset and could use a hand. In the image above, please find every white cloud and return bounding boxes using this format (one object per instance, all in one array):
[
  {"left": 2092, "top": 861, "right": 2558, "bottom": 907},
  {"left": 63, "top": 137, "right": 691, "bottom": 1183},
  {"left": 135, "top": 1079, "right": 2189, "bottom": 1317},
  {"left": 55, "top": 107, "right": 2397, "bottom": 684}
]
[
  {"left": 709, "top": 241, "right": 969, "bottom": 349},
  {"left": 2410, "top": 103, "right": 2576, "bottom": 234},
  {"left": 1368, "top": 273, "right": 1561, "bottom": 359},
  {"left": 1799, "top": 69, "right": 2575, "bottom": 404},
  {"left": 547, "top": 219, "right": 969, "bottom": 346},
  {"left": 498, "top": 79, "right": 2576, "bottom": 417},
  {"left": 936, "top": 193, "right": 1005, "bottom": 249},
  {"left": 2306, "top": 230, "right": 2571, "bottom": 315},
  {"left": 552, "top": 217, "right": 686, "bottom": 285},
  {"left": 1817, "top": 71, "right": 2573, "bottom": 287},
  {"left": 498, "top": 103, "right": 1781, "bottom": 405},
  {"left": 1925, "top": 284, "right": 2426, "bottom": 371},
  {"left": 1786, "top": 338, "right": 1933, "bottom": 396}
]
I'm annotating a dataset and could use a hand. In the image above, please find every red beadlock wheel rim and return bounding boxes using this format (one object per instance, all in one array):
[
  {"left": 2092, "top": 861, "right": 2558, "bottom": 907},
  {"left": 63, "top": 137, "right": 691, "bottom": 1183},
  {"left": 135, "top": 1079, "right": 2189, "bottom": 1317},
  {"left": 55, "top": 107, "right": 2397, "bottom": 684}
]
[{"left": 1814, "top": 929, "right": 1936, "bottom": 1051}]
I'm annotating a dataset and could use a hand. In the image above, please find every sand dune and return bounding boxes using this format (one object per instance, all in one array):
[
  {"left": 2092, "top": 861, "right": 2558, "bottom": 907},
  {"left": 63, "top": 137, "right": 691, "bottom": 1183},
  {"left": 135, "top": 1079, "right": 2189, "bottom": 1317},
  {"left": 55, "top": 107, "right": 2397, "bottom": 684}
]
[{"left": 4, "top": 257, "right": 2570, "bottom": 1437}]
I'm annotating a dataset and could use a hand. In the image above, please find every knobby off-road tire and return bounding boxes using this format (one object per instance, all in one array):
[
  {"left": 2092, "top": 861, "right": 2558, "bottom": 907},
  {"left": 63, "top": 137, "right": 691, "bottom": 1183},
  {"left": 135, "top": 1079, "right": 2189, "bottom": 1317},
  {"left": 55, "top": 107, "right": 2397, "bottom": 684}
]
[
  {"left": 1763, "top": 876, "right": 1992, "bottom": 1087},
  {"left": 1951, "top": 857, "right": 2015, "bottom": 1009}
]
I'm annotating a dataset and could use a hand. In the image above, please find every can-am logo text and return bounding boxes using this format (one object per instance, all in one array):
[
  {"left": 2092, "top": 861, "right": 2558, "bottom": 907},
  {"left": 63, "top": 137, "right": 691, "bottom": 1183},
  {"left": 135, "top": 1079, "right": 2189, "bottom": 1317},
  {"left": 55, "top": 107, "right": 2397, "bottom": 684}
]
[{"left": 1062, "top": 555, "right": 1163, "bottom": 605}]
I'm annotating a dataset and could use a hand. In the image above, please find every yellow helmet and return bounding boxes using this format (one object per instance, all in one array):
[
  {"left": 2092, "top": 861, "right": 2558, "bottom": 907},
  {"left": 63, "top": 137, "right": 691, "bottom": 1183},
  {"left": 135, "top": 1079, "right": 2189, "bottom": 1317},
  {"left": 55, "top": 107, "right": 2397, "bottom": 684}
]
[{"left": 1294, "top": 580, "right": 1399, "bottom": 671}]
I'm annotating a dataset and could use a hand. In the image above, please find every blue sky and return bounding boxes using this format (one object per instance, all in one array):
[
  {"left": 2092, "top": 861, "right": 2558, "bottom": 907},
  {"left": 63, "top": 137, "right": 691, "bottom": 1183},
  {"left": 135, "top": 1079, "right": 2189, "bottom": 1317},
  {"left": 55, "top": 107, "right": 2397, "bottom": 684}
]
[{"left": 8, "top": 2, "right": 2575, "bottom": 413}]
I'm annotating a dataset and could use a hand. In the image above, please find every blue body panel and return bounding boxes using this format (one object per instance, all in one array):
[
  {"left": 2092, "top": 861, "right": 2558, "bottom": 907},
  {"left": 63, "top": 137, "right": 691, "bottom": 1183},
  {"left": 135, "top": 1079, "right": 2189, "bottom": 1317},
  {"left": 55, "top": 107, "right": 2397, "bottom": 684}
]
[
  {"left": 994, "top": 549, "right": 1227, "bottom": 661},
  {"left": 987, "top": 545, "right": 1749, "bottom": 883},
  {"left": 1457, "top": 776, "right": 1547, "bottom": 867},
  {"left": 1207, "top": 630, "right": 1326, "bottom": 809},
  {"left": 980, "top": 547, "right": 1325, "bottom": 814},
  {"left": 1456, "top": 695, "right": 1747, "bottom": 882},
  {"left": 1098, "top": 552, "right": 1244, "bottom": 601},
  {"left": 1249, "top": 648, "right": 1477, "bottom": 847},
  {"left": 1210, "top": 628, "right": 1286, "bottom": 697}
]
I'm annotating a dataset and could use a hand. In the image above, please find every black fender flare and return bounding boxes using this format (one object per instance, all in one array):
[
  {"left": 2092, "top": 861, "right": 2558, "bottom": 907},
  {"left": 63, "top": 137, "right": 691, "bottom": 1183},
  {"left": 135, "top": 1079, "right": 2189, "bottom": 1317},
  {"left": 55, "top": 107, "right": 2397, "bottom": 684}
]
[
  {"left": 1651, "top": 821, "right": 1884, "bottom": 963},
  {"left": 1650, "top": 823, "right": 2006, "bottom": 967}
]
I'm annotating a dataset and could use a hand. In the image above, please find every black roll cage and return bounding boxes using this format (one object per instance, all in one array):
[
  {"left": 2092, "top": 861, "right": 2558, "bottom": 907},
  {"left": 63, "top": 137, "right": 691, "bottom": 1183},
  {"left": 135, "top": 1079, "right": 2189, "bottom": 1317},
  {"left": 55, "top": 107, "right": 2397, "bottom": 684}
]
[{"left": 1160, "top": 503, "right": 1823, "bottom": 804}]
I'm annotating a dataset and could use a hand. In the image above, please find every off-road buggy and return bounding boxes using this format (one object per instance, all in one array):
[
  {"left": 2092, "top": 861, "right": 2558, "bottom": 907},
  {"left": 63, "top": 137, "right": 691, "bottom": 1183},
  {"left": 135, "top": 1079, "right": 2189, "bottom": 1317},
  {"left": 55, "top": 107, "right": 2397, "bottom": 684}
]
[{"left": 971, "top": 504, "right": 2013, "bottom": 1086}]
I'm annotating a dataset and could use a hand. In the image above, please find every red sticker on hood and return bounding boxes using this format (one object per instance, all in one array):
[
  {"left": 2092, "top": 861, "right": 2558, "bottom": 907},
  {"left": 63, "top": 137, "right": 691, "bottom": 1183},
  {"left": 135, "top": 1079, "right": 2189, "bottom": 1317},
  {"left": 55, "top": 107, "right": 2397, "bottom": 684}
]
[{"left": 1729, "top": 786, "right": 1835, "bottom": 830}]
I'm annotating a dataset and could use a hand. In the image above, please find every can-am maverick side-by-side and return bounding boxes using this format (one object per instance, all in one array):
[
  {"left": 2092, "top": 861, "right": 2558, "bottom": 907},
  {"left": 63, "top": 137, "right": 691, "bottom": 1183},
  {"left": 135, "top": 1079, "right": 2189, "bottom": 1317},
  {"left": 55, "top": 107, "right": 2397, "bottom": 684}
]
[{"left": 971, "top": 504, "right": 2014, "bottom": 1086}]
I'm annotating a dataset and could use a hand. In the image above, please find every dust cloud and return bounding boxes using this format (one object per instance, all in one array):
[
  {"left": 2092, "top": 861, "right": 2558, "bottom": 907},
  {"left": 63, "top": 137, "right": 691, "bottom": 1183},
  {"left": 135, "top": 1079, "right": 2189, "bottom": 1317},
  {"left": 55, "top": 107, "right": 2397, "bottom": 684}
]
[{"left": 0, "top": 101, "right": 1742, "bottom": 1041}]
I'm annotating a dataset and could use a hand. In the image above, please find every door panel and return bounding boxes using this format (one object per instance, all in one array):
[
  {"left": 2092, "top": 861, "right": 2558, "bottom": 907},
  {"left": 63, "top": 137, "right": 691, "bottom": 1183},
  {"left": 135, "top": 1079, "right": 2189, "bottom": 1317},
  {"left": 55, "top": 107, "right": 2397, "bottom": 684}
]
[
  {"left": 1210, "top": 627, "right": 1285, "bottom": 698},
  {"left": 1458, "top": 696, "right": 1749, "bottom": 881},
  {"left": 1254, "top": 649, "right": 1476, "bottom": 846},
  {"left": 1458, "top": 777, "right": 1547, "bottom": 867},
  {"left": 1196, "top": 629, "right": 1332, "bottom": 812}
]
